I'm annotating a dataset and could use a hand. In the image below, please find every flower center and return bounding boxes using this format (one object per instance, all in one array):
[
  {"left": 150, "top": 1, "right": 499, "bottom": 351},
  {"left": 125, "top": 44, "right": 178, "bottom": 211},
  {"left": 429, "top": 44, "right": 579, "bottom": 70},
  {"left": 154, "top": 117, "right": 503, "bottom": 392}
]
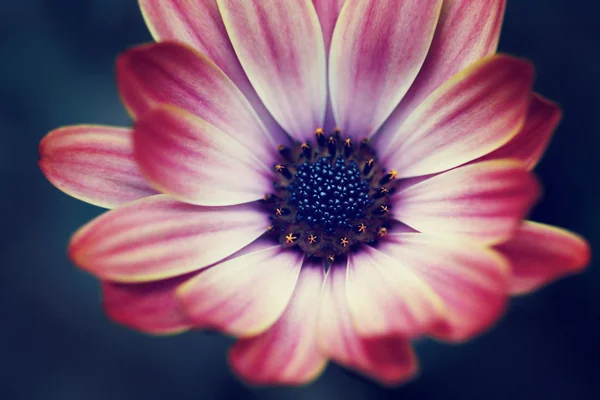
[
  {"left": 289, "top": 156, "right": 370, "bottom": 233},
  {"left": 263, "top": 129, "right": 398, "bottom": 262}
]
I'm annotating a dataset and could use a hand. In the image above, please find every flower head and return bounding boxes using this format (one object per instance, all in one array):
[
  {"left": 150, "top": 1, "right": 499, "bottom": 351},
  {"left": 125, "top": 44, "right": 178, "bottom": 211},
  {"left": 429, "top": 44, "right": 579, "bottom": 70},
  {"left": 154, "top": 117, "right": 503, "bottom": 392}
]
[{"left": 39, "top": 0, "right": 590, "bottom": 386}]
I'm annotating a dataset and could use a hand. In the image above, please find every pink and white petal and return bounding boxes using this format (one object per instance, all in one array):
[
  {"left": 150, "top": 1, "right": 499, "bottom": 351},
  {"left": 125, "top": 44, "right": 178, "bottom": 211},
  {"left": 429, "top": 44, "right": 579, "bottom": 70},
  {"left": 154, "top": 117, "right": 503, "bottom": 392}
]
[
  {"left": 312, "top": 0, "right": 347, "bottom": 133},
  {"left": 381, "top": 55, "right": 535, "bottom": 177},
  {"left": 39, "top": 125, "right": 156, "bottom": 209},
  {"left": 218, "top": 0, "right": 327, "bottom": 141},
  {"left": 177, "top": 238, "right": 303, "bottom": 337},
  {"left": 138, "top": 0, "right": 286, "bottom": 140},
  {"left": 376, "top": 0, "right": 506, "bottom": 144},
  {"left": 101, "top": 274, "right": 194, "bottom": 335},
  {"left": 329, "top": 0, "right": 443, "bottom": 139},
  {"left": 346, "top": 247, "right": 444, "bottom": 338},
  {"left": 318, "top": 265, "right": 418, "bottom": 385},
  {"left": 392, "top": 160, "right": 540, "bottom": 245},
  {"left": 228, "top": 260, "right": 327, "bottom": 385},
  {"left": 312, "top": 0, "right": 346, "bottom": 52},
  {"left": 378, "top": 233, "right": 510, "bottom": 342},
  {"left": 495, "top": 221, "right": 590, "bottom": 295},
  {"left": 117, "top": 41, "right": 282, "bottom": 164},
  {"left": 134, "top": 105, "right": 271, "bottom": 206},
  {"left": 69, "top": 195, "right": 268, "bottom": 283},
  {"left": 480, "top": 94, "right": 562, "bottom": 170}
]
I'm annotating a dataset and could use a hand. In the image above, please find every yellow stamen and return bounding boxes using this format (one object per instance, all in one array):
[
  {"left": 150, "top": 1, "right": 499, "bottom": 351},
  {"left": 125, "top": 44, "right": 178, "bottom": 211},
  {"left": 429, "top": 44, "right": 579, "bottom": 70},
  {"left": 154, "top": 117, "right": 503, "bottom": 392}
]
[{"left": 285, "top": 233, "right": 297, "bottom": 244}]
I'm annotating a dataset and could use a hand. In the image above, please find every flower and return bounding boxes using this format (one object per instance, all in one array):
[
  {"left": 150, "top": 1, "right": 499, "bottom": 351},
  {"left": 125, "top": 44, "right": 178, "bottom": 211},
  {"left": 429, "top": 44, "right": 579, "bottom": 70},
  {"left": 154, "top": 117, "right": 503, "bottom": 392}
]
[{"left": 39, "top": 0, "right": 590, "bottom": 386}]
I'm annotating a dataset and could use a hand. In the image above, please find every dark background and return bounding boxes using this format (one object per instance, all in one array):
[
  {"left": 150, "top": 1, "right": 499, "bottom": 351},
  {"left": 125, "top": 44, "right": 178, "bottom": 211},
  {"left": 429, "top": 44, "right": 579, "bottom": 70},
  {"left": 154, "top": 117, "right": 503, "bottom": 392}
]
[{"left": 2, "top": 1, "right": 599, "bottom": 399}]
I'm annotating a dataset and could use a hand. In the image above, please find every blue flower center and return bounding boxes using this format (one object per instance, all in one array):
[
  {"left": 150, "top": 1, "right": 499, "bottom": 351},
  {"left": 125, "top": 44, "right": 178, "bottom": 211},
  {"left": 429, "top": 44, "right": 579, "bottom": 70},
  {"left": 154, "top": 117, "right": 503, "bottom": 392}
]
[
  {"left": 262, "top": 129, "right": 398, "bottom": 262},
  {"left": 289, "top": 156, "right": 371, "bottom": 234}
]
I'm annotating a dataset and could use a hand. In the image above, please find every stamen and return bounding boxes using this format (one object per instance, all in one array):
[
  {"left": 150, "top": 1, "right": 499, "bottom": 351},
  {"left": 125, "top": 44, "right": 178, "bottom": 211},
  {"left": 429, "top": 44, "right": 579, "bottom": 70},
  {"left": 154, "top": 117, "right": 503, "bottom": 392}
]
[
  {"left": 275, "top": 164, "right": 293, "bottom": 179},
  {"left": 285, "top": 233, "right": 297, "bottom": 244},
  {"left": 327, "top": 135, "right": 337, "bottom": 156},
  {"left": 344, "top": 138, "right": 353, "bottom": 157},
  {"left": 340, "top": 237, "right": 349, "bottom": 247},
  {"left": 358, "top": 223, "right": 367, "bottom": 233},
  {"left": 308, "top": 234, "right": 318, "bottom": 244},
  {"left": 315, "top": 128, "right": 326, "bottom": 147},
  {"left": 278, "top": 145, "right": 293, "bottom": 161},
  {"left": 301, "top": 142, "right": 311, "bottom": 159},
  {"left": 363, "top": 158, "right": 375, "bottom": 175},
  {"left": 380, "top": 170, "right": 398, "bottom": 185},
  {"left": 378, "top": 227, "right": 388, "bottom": 237}
]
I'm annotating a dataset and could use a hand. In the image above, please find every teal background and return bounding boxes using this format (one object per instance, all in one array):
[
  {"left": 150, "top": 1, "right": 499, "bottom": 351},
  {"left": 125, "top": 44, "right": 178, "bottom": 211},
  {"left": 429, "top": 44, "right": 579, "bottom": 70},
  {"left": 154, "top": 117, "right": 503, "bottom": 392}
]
[{"left": 2, "top": 1, "right": 599, "bottom": 399}]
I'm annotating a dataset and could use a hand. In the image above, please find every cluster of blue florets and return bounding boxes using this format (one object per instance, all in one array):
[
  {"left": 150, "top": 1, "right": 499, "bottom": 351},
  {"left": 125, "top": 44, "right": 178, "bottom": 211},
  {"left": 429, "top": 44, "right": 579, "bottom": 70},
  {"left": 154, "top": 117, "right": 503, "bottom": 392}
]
[{"left": 288, "top": 156, "right": 371, "bottom": 234}]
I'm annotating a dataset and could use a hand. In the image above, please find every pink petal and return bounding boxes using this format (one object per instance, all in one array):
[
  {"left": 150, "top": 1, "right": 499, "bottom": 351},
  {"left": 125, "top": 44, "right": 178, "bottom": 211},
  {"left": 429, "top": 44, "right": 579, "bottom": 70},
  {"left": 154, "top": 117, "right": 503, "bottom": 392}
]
[
  {"left": 381, "top": 55, "right": 535, "bottom": 178},
  {"left": 138, "top": 0, "right": 285, "bottom": 140},
  {"left": 376, "top": 0, "right": 506, "bottom": 144},
  {"left": 312, "top": 0, "right": 347, "bottom": 132},
  {"left": 392, "top": 160, "right": 540, "bottom": 245},
  {"left": 177, "top": 238, "right": 303, "bottom": 337},
  {"left": 228, "top": 260, "right": 327, "bottom": 385},
  {"left": 318, "top": 265, "right": 418, "bottom": 385},
  {"left": 346, "top": 246, "right": 444, "bottom": 338},
  {"left": 117, "top": 41, "right": 281, "bottom": 164},
  {"left": 378, "top": 233, "right": 510, "bottom": 342},
  {"left": 329, "top": 0, "right": 443, "bottom": 138},
  {"left": 69, "top": 195, "right": 268, "bottom": 283},
  {"left": 312, "top": 0, "right": 346, "bottom": 52},
  {"left": 39, "top": 125, "right": 156, "bottom": 209},
  {"left": 101, "top": 275, "right": 193, "bottom": 335},
  {"left": 496, "top": 221, "right": 590, "bottom": 295},
  {"left": 133, "top": 105, "right": 272, "bottom": 206},
  {"left": 480, "top": 94, "right": 561, "bottom": 170},
  {"left": 218, "top": 0, "right": 327, "bottom": 141}
]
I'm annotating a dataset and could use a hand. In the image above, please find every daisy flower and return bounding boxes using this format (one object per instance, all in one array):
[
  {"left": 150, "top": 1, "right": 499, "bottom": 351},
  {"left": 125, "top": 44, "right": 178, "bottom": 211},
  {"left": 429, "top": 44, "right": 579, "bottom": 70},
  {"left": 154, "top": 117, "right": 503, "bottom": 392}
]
[{"left": 39, "top": 0, "right": 590, "bottom": 385}]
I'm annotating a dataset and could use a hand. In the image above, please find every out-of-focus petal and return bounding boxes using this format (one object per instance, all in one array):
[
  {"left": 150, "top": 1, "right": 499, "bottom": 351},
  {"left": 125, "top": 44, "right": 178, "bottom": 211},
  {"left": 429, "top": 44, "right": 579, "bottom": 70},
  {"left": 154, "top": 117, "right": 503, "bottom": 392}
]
[
  {"left": 117, "top": 41, "right": 283, "bottom": 164},
  {"left": 329, "top": 0, "right": 442, "bottom": 138},
  {"left": 378, "top": 233, "right": 510, "bottom": 342},
  {"left": 133, "top": 105, "right": 271, "bottom": 206},
  {"left": 480, "top": 94, "right": 561, "bottom": 170},
  {"left": 138, "top": 0, "right": 285, "bottom": 140},
  {"left": 496, "top": 221, "right": 590, "bottom": 295},
  {"left": 177, "top": 238, "right": 303, "bottom": 337},
  {"left": 346, "top": 246, "right": 444, "bottom": 338},
  {"left": 101, "top": 275, "right": 193, "bottom": 335},
  {"left": 69, "top": 195, "right": 268, "bottom": 283},
  {"left": 39, "top": 125, "right": 156, "bottom": 209},
  {"left": 228, "top": 261, "right": 327, "bottom": 385},
  {"left": 218, "top": 0, "right": 327, "bottom": 141},
  {"left": 392, "top": 160, "right": 539, "bottom": 245},
  {"left": 376, "top": 0, "right": 505, "bottom": 144},
  {"left": 318, "top": 265, "right": 418, "bottom": 385},
  {"left": 381, "top": 55, "right": 534, "bottom": 177}
]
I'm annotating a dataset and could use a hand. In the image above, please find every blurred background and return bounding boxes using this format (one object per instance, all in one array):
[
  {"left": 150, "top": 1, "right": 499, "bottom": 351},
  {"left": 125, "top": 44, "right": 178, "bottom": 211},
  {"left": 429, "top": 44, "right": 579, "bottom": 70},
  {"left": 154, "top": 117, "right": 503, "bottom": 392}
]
[{"left": 1, "top": 0, "right": 599, "bottom": 399}]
